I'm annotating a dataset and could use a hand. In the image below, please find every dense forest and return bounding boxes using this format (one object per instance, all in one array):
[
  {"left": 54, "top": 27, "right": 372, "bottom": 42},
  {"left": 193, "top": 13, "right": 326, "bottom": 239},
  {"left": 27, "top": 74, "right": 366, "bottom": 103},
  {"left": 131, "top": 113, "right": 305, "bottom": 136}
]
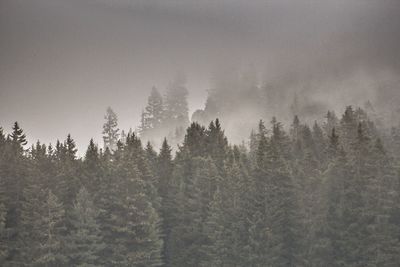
[
  {"left": 1, "top": 102, "right": 400, "bottom": 266},
  {"left": 3, "top": 0, "right": 400, "bottom": 266}
]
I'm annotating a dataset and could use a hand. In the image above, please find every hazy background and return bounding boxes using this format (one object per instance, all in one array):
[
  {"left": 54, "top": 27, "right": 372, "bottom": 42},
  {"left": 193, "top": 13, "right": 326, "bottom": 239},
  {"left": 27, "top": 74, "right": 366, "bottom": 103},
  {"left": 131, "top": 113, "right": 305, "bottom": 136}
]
[{"left": 1, "top": 0, "right": 400, "bottom": 152}]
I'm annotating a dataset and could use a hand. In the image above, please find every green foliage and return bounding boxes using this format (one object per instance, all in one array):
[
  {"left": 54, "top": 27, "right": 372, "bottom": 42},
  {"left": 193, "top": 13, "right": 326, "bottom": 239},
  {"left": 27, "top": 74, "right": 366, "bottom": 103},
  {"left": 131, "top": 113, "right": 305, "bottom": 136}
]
[
  {"left": 67, "top": 186, "right": 104, "bottom": 266},
  {"left": 1, "top": 105, "right": 400, "bottom": 266},
  {"left": 35, "top": 190, "right": 67, "bottom": 267}
]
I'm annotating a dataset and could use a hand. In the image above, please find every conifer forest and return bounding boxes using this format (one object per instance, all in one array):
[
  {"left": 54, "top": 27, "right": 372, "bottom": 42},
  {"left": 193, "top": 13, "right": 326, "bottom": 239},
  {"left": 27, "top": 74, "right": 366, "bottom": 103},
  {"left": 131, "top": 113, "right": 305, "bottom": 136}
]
[
  {"left": 2, "top": 1, "right": 400, "bottom": 266},
  {"left": 3, "top": 85, "right": 400, "bottom": 266}
]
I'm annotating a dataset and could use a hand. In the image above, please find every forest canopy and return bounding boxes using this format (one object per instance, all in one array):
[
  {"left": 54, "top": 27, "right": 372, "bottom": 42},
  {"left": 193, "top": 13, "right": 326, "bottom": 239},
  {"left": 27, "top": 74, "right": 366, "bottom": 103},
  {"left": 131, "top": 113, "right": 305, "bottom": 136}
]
[{"left": 1, "top": 103, "right": 400, "bottom": 266}]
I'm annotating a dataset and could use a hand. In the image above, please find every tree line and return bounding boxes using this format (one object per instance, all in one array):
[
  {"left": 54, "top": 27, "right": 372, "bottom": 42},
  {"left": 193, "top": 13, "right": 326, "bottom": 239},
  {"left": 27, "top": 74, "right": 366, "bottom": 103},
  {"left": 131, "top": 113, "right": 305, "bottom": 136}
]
[{"left": 1, "top": 105, "right": 400, "bottom": 266}]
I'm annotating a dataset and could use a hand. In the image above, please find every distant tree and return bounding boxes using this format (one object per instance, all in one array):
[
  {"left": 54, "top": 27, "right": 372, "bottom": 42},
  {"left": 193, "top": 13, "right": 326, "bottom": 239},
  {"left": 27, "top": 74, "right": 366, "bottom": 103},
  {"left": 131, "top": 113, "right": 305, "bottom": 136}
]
[
  {"left": 9, "top": 122, "right": 27, "bottom": 151},
  {"left": 140, "top": 87, "right": 164, "bottom": 140},
  {"left": 339, "top": 106, "right": 358, "bottom": 150},
  {"left": 102, "top": 107, "right": 120, "bottom": 151},
  {"left": 323, "top": 111, "right": 339, "bottom": 137},
  {"left": 164, "top": 73, "right": 190, "bottom": 143},
  {"left": 312, "top": 121, "right": 326, "bottom": 164}
]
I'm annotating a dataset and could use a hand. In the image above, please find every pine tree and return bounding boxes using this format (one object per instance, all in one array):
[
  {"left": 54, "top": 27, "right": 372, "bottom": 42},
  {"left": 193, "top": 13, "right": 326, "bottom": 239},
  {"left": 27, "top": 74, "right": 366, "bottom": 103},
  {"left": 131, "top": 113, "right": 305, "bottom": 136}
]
[
  {"left": 18, "top": 164, "right": 45, "bottom": 266},
  {"left": 35, "top": 190, "right": 67, "bottom": 267},
  {"left": 1, "top": 122, "right": 29, "bottom": 264},
  {"left": 0, "top": 175, "right": 8, "bottom": 265},
  {"left": 55, "top": 135, "right": 80, "bottom": 223},
  {"left": 102, "top": 107, "right": 120, "bottom": 151},
  {"left": 156, "top": 138, "right": 176, "bottom": 266},
  {"left": 339, "top": 106, "right": 359, "bottom": 151},
  {"left": 341, "top": 123, "right": 372, "bottom": 266},
  {"left": 141, "top": 87, "right": 164, "bottom": 141},
  {"left": 324, "top": 111, "right": 339, "bottom": 137},
  {"left": 312, "top": 148, "right": 350, "bottom": 267},
  {"left": 312, "top": 121, "right": 326, "bottom": 165},
  {"left": 164, "top": 73, "right": 190, "bottom": 143},
  {"left": 82, "top": 139, "right": 103, "bottom": 197},
  {"left": 204, "top": 159, "right": 251, "bottom": 267},
  {"left": 169, "top": 156, "right": 220, "bottom": 267},
  {"left": 267, "top": 126, "right": 303, "bottom": 267},
  {"left": 363, "top": 138, "right": 400, "bottom": 265},
  {"left": 145, "top": 141, "right": 158, "bottom": 177},
  {"left": 205, "top": 119, "right": 229, "bottom": 172},
  {"left": 67, "top": 186, "right": 104, "bottom": 266},
  {"left": 100, "top": 135, "right": 163, "bottom": 266}
]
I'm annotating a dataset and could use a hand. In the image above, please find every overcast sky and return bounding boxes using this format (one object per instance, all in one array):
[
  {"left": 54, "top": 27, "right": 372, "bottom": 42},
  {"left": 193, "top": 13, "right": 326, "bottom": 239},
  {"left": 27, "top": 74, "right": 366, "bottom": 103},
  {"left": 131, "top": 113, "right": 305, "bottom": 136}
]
[{"left": 1, "top": 0, "right": 400, "bottom": 152}]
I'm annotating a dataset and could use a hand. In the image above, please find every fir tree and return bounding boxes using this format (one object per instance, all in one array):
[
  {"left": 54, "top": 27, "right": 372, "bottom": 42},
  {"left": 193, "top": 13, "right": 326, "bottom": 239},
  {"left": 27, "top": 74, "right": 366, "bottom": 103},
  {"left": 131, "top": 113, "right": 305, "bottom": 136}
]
[
  {"left": 141, "top": 87, "right": 164, "bottom": 140},
  {"left": 1, "top": 122, "right": 29, "bottom": 264},
  {"left": 35, "top": 190, "right": 67, "bottom": 267},
  {"left": 100, "top": 136, "right": 163, "bottom": 266},
  {"left": 156, "top": 138, "right": 176, "bottom": 266},
  {"left": 164, "top": 73, "right": 190, "bottom": 144},
  {"left": 67, "top": 186, "right": 104, "bottom": 266},
  {"left": 0, "top": 175, "right": 8, "bottom": 265},
  {"left": 205, "top": 119, "right": 229, "bottom": 172},
  {"left": 102, "top": 107, "right": 120, "bottom": 151}
]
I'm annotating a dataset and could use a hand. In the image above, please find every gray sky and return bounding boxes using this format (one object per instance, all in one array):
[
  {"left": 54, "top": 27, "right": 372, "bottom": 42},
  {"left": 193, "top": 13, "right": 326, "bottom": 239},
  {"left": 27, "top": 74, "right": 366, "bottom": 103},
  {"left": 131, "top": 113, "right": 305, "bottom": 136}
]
[{"left": 1, "top": 0, "right": 400, "bottom": 152}]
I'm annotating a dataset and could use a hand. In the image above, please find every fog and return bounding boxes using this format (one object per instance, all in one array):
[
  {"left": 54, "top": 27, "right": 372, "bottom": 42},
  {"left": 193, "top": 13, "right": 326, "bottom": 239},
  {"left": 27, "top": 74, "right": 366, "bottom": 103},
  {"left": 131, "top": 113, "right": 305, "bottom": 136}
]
[{"left": 1, "top": 0, "right": 400, "bottom": 151}]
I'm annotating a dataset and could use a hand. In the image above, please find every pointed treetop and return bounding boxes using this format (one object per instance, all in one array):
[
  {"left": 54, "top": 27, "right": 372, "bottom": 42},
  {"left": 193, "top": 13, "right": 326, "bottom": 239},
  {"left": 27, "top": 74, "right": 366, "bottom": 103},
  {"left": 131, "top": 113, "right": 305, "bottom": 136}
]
[
  {"left": 215, "top": 118, "right": 221, "bottom": 130},
  {"left": 160, "top": 138, "right": 172, "bottom": 155},
  {"left": 85, "top": 139, "right": 99, "bottom": 164},
  {"left": 65, "top": 134, "right": 77, "bottom": 160},
  {"left": 10, "top": 121, "right": 27, "bottom": 146}
]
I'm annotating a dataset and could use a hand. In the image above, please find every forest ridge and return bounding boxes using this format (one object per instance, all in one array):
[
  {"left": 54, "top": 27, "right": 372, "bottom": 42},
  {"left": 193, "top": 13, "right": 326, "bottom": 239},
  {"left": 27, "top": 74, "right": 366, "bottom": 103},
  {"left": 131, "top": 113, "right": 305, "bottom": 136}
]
[{"left": 1, "top": 103, "right": 400, "bottom": 266}]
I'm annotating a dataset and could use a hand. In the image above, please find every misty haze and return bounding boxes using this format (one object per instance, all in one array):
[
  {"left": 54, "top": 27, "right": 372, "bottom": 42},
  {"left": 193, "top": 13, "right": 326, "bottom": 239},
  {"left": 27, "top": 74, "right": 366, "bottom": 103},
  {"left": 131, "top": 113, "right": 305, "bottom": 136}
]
[{"left": 1, "top": 0, "right": 400, "bottom": 266}]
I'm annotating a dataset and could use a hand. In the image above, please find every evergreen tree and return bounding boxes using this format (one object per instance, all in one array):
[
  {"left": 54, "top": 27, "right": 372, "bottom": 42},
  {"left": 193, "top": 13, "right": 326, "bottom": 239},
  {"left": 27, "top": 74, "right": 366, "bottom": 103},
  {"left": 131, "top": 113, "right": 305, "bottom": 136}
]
[
  {"left": 0, "top": 175, "right": 8, "bottom": 265},
  {"left": 100, "top": 135, "right": 163, "bottom": 266},
  {"left": 55, "top": 135, "right": 80, "bottom": 226},
  {"left": 324, "top": 111, "right": 339, "bottom": 137},
  {"left": 1, "top": 122, "right": 29, "bottom": 264},
  {"left": 312, "top": 148, "right": 350, "bottom": 267},
  {"left": 102, "top": 107, "right": 120, "bottom": 151},
  {"left": 141, "top": 87, "right": 164, "bottom": 140},
  {"left": 267, "top": 121, "right": 303, "bottom": 266},
  {"left": 205, "top": 119, "right": 229, "bottom": 172},
  {"left": 340, "top": 123, "right": 372, "bottom": 266},
  {"left": 145, "top": 141, "right": 158, "bottom": 177},
  {"left": 67, "top": 186, "right": 104, "bottom": 266},
  {"left": 82, "top": 139, "right": 101, "bottom": 193},
  {"left": 313, "top": 121, "right": 326, "bottom": 165},
  {"left": 164, "top": 73, "right": 190, "bottom": 143},
  {"left": 156, "top": 138, "right": 176, "bottom": 266},
  {"left": 169, "top": 156, "right": 220, "bottom": 267},
  {"left": 35, "top": 190, "right": 67, "bottom": 267},
  {"left": 204, "top": 159, "right": 250, "bottom": 267},
  {"left": 363, "top": 138, "right": 400, "bottom": 266}
]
